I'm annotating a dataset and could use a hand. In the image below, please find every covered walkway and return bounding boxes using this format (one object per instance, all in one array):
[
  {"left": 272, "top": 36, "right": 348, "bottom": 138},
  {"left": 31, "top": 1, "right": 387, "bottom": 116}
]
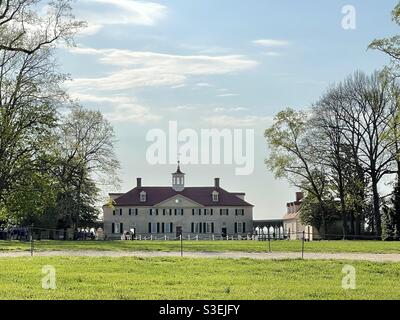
[{"left": 253, "top": 219, "right": 284, "bottom": 240}]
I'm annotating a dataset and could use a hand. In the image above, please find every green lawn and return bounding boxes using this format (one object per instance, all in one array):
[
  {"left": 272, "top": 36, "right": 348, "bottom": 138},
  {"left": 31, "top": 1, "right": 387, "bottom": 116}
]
[
  {"left": 1, "top": 239, "right": 400, "bottom": 253},
  {"left": 0, "top": 256, "right": 399, "bottom": 299}
]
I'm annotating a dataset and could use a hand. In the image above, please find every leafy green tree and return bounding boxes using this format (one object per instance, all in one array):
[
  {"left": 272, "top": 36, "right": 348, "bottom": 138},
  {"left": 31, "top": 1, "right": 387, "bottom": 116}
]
[
  {"left": 51, "top": 106, "right": 120, "bottom": 232},
  {"left": 3, "top": 170, "right": 57, "bottom": 226},
  {"left": 265, "top": 108, "right": 330, "bottom": 237},
  {"left": 369, "top": 3, "right": 400, "bottom": 67},
  {"left": 299, "top": 193, "right": 338, "bottom": 237},
  {"left": 0, "top": 0, "right": 83, "bottom": 220}
]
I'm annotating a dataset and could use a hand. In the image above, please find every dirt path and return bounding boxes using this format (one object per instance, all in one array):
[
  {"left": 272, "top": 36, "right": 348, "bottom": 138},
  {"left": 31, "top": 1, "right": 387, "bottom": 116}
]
[{"left": 0, "top": 250, "right": 400, "bottom": 262}]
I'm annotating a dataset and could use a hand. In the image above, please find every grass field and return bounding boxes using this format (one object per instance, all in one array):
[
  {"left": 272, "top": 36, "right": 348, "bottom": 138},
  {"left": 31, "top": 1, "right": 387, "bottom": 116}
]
[
  {"left": 0, "top": 256, "right": 399, "bottom": 299},
  {"left": 1, "top": 239, "right": 400, "bottom": 253}
]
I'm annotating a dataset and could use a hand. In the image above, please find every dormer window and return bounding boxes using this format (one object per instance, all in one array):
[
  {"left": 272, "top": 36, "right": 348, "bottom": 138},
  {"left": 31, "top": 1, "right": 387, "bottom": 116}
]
[
  {"left": 212, "top": 191, "right": 219, "bottom": 202},
  {"left": 140, "top": 191, "right": 147, "bottom": 202}
]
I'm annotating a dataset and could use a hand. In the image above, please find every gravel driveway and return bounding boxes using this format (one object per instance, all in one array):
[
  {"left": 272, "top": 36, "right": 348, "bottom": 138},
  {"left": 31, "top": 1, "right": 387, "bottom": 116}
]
[{"left": 0, "top": 250, "right": 400, "bottom": 262}]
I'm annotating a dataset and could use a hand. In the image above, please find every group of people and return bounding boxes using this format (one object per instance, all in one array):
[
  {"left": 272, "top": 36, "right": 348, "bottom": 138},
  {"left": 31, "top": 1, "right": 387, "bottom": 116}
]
[{"left": 0, "top": 227, "right": 30, "bottom": 240}]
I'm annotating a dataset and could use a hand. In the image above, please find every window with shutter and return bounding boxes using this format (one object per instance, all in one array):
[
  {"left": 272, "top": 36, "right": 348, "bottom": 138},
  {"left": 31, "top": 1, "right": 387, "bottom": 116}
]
[
  {"left": 234, "top": 222, "right": 238, "bottom": 233},
  {"left": 120, "top": 223, "right": 123, "bottom": 234},
  {"left": 112, "top": 223, "right": 115, "bottom": 234},
  {"left": 120, "top": 209, "right": 123, "bottom": 216},
  {"left": 148, "top": 223, "right": 151, "bottom": 233},
  {"left": 191, "top": 223, "right": 194, "bottom": 233}
]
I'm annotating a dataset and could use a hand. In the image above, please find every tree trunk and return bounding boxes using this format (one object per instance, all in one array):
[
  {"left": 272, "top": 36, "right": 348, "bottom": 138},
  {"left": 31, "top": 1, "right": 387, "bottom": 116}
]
[
  {"left": 340, "top": 197, "right": 347, "bottom": 239},
  {"left": 395, "top": 161, "right": 400, "bottom": 240},
  {"left": 371, "top": 177, "right": 381, "bottom": 237},
  {"left": 355, "top": 215, "right": 362, "bottom": 236},
  {"left": 350, "top": 212, "right": 355, "bottom": 239}
]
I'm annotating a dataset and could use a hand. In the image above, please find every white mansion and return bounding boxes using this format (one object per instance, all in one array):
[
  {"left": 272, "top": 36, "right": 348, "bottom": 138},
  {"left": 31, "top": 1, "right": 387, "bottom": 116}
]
[{"left": 103, "top": 164, "right": 254, "bottom": 239}]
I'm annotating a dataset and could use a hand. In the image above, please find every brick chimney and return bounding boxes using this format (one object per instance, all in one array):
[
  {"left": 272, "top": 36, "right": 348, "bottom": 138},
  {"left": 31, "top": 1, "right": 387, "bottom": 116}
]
[
  {"left": 214, "top": 178, "right": 220, "bottom": 188},
  {"left": 137, "top": 178, "right": 142, "bottom": 188}
]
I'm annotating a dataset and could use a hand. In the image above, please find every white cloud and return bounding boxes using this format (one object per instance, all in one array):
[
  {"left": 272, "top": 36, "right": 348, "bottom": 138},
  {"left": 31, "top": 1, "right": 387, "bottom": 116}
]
[
  {"left": 171, "top": 84, "right": 187, "bottom": 89},
  {"left": 214, "top": 107, "right": 247, "bottom": 112},
  {"left": 180, "top": 44, "right": 233, "bottom": 55},
  {"left": 170, "top": 105, "right": 198, "bottom": 111},
  {"left": 217, "top": 93, "right": 240, "bottom": 97},
  {"left": 67, "top": 47, "right": 258, "bottom": 91},
  {"left": 70, "top": 92, "right": 161, "bottom": 124},
  {"left": 263, "top": 51, "right": 281, "bottom": 57},
  {"left": 105, "top": 103, "right": 161, "bottom": 123},
  {"left": 76, "top": 0, "right": 167, "bottom": 35},
  {"left": 253, "top": 39, "right": 290, "bottom": 47},
  {"left": 203, "top": 115, "right": 273, "bottom": 128},
  {"left": 195, "top": 82, "right": 212, "bottom": 87}
]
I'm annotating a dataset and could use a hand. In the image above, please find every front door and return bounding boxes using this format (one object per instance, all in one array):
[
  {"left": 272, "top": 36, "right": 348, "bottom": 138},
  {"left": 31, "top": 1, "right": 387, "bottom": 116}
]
[
  {"left": 176, "top": 226, "right": 182, "bottom": 239},
  {"left": 222, "top": 227, "right": 227, "bottom": 238}
]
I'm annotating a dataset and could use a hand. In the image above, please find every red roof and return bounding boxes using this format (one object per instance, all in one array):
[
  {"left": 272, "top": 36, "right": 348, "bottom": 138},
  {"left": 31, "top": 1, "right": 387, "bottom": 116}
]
[{"left": 113, "top": 187, "right": 253, "bottom": 207}]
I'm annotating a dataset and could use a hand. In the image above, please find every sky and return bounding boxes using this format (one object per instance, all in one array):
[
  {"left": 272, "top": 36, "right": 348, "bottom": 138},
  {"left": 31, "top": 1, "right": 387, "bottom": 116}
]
[{"left": 58, "top": 0, "right": 398, "bottom": 219}]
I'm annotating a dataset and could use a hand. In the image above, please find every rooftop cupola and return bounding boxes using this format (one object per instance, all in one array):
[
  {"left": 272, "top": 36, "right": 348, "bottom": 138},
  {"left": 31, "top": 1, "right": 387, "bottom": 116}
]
[{"left": 172, "top": 161, "right": 185, "bottom": 192}]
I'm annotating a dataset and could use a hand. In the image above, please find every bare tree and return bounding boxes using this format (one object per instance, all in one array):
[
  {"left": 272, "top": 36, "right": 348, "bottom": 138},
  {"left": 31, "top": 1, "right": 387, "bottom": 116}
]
[
  {"left": 0, "top": 0, "right": 85, "bottom": 55},
  {"left": 311, "top": 71, "right": 398, "bottom": 237},
  {"left": 311, "top": 85, "right": 368, "bottom": 238}
]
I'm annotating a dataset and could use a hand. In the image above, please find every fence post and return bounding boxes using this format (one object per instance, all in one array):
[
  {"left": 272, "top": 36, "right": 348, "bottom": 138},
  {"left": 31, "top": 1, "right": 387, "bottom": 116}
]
[
  {"left": 301, "top": 231, "right": 305, "bottom": 259},
  {"left": 267, "top": 228, "right": 271, "bottom": 253},
  {"left": 180, "top": 235, "right": 183, "bottom": 257},
  {"left": 30, "top": 233, "right": 34, "bottom": 257}
]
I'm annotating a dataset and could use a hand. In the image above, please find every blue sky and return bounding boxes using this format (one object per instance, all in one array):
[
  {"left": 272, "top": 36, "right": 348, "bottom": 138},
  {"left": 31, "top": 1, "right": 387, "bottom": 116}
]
[{"left": 59, "top": 0, "right": 398, "bottom": 219}]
